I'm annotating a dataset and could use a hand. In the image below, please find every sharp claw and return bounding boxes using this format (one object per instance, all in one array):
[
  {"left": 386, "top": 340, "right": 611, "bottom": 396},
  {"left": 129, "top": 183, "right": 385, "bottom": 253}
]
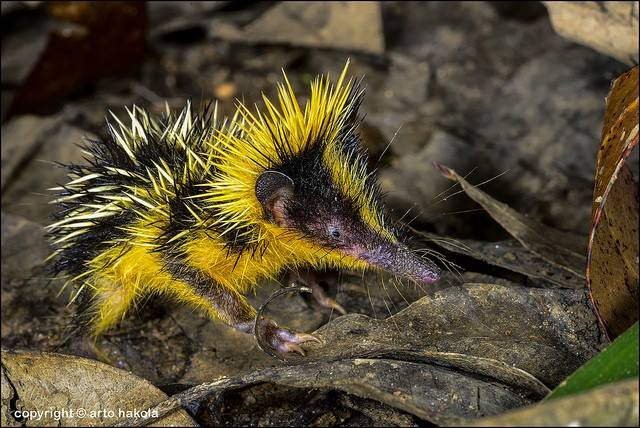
[
  {"left": 330, "top": 301, "right": 348, "bottom": 315},
  {"left": 260, "top": 321, "right": 323, "bottom": 357},
  {"left": 291, "top": 270, "right": 347, "bottom": 315},
  {"left": 294, "top": 332, "right": 322, "bottom": 344},
  {"left": 285, "top": 343, "right": 306, "bottom": 356},
  {"left": 314, "top": 293, "right": 347, "bottom": 315}
]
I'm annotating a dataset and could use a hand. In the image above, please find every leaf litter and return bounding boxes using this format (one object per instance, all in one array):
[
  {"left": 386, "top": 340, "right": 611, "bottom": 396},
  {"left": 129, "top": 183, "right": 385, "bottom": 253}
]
[{"left": 586, "top": 66, "right": 639, "bottom": 339}]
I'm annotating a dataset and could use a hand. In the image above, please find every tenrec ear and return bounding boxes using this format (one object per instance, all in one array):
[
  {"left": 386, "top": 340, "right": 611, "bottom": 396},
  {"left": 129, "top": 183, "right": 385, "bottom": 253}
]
[{"left": 255, "top": 170, "right": 294, "bottom": 222}]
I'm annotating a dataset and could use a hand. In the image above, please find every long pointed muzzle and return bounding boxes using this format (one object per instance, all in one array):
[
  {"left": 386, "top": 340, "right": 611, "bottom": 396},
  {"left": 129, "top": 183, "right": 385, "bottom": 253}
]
[{"left": 356, "top": 240, "right": 440, "bottom": 285}]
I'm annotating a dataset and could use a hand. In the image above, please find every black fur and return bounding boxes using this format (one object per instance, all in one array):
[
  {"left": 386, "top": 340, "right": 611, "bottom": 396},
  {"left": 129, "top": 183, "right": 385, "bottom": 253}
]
[{"left": 49, "top": 82, "right": 386, "bottom": 290}]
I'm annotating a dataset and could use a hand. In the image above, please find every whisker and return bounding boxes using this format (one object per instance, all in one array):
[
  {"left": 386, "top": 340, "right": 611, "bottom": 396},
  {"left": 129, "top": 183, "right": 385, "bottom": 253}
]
[
  {"left": 379, "top": 275, "right": 401, "bottom": 315},
  {"left": 405, "top": 275, "right": 428, "bottom": 298},
  {"left": 365, "top": 271, "right": 378, "bottom": 319},
  {"left": 389, "top": 274, "right": 409, "bottom": 306},
  {"left": 416, "top": 248, "right": 464, "bottom": 278},
  {"left": 430, "top": 166, "right": 477, "bottom": 202},
  {"left": 334, "top": 270, "right": 346, "bottom": 321},
  {"left": 380, "top": 279, "right": 400, "bottom": 333},
  {"left": 383, "top": 275, "right": 401, "bottom": 313},
  {"left": 431, "top": 168, "right": 510, "bottom": 206},
  {"left": 421, "top": 235, "right": 473, "bottom": 253},
  {"left": 440, "top": 208, "right": 485, "bottom": 215},
  {"left": 392, "top": 205, "right": 415, "bottom": 227},
  {"left": 374, "top": 123, "right": 403, "bottom": 167}
]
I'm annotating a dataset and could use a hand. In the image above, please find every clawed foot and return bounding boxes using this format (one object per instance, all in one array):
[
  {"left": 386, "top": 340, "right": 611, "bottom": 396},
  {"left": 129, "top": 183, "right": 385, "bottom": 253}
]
[
  {"left": 257, "top": 318, "right": 322, "bottom": 357},
  {"left": 310, "top": 286, "right": 347, "bottom": 315},
  {"left": 289, "top": 270, "right": 347, "bottom": 315}
]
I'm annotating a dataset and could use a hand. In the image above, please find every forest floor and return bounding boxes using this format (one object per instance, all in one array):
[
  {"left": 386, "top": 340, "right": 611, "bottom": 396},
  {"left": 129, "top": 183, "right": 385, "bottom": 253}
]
[{"left": 1, "top": 2, "right": 636, "bottom": 426}]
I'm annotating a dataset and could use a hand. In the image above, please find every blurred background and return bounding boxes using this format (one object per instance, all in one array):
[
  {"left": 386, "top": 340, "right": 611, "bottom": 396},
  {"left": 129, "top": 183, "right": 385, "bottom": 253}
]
[{"left": 2, "top": 1, "right": 636, "bottom": 240}]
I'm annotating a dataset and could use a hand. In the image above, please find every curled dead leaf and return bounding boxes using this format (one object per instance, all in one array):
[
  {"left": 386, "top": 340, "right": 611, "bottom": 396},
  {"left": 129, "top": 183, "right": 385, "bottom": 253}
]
[
  {"left": 466, "top": 378, "right": 639, "bottom": 427},
  {"left": 116, "top": 280, "right": 599, "bottom": 426},
  {"left": 0, "top": 350, "right": 195, "bottom": 427},
  {"left": 435, "top": 163, "right": 587, "bottom": 281},
  {"left": 418, "top": 232, "right": 584, "bottom": 289},
  {"left": 587, "top": 66, "right": 639, "bottom": 339}
]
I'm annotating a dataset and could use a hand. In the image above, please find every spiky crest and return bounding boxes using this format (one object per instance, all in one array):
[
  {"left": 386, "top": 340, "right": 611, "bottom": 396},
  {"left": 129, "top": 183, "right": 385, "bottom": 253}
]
[{"left": 196, "top": 60, "right": 391, "bottom": 248}]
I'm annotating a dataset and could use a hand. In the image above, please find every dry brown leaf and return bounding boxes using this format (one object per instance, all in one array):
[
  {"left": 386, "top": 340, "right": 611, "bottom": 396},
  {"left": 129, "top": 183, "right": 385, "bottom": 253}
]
[
  {"left": 115, "top": 279, "right": 602, "bottom": 426},
  {"left": 587, "top": 66, "right": 639, "bottom": 339},
  {"left": 209, "top": 2, "right": 385, "bottom": 54},
  {"left": 436, "top": 164, "right": 587, "bottom": 282},
  {"left": 418, "top": 232, "right": 584, "bottom": 289},
  {"left": 544, "top": 2, "right": 639, "bottom": 65},
  {"left": 0, "top": 350, "right": 196, "bottom": 427},
  {"left": 466, "top": 378, "right": 639, "bottom": 427}
]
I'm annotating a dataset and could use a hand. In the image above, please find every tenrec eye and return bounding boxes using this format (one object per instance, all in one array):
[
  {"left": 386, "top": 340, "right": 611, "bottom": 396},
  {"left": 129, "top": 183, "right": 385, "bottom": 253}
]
[{"left": 330, "top": 228, "right": 341, "bottom": 239}]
